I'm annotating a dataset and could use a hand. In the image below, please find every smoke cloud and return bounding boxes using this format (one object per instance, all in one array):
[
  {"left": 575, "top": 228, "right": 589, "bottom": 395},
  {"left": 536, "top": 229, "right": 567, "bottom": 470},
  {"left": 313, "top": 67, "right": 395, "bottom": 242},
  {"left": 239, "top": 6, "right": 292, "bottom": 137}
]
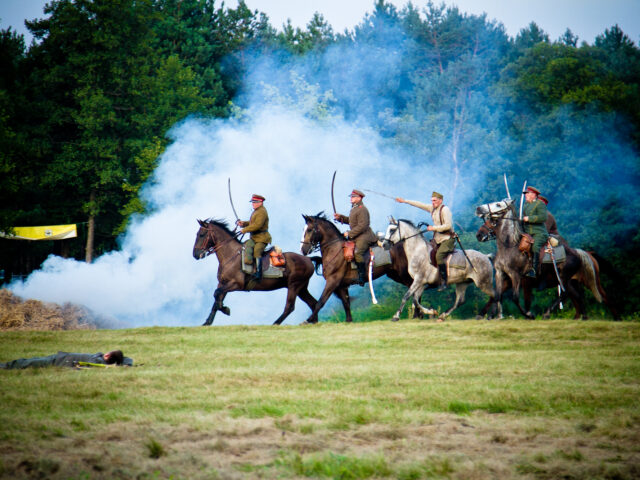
[{"left": 9, "top": 14, "right": 638, "bottom": 326}]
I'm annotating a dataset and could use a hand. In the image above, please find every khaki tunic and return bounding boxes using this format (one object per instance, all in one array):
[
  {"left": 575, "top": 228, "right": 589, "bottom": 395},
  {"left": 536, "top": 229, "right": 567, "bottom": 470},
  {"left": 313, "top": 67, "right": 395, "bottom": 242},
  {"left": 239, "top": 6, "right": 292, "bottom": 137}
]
[
  {"left": 336, "top": 202, "right": 377, "bottom": 262},
  {"left": 240, "top": 205, "right": 272, "bottom": 244},
  {"left": 402, "top": 200, "right": 453, "bottom": 244}
]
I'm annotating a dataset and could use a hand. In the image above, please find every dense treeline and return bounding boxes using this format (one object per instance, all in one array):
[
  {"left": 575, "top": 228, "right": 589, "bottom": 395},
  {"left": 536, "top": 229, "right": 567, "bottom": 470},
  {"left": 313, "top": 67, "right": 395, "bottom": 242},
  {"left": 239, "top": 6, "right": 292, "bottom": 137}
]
[{"left": 1, "top": 0, "right": 639, "bottom": 316}]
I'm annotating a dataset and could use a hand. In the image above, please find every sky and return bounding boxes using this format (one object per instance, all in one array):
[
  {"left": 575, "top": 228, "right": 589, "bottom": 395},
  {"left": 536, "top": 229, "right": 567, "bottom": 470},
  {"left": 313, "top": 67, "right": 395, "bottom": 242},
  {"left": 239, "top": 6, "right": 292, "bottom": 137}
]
[{"left": 2, "top": 0, "right": 640, "bottom": 46}]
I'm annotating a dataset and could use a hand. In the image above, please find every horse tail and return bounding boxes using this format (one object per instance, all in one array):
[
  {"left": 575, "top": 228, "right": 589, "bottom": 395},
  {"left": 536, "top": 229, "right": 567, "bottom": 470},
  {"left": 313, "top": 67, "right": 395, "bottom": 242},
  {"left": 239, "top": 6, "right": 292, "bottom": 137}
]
[
  {"left": 574, "top": 249, "right": 603, "bottom": 303},
  {"left": 309, "top": 256, "right": 323, "bottom": 276}
]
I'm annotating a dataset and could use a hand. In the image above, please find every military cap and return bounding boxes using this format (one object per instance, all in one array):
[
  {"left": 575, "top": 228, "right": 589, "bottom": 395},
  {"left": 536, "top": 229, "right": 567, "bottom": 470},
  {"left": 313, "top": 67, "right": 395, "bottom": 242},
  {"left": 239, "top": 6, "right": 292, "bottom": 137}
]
[
  {"left": 349, "top": 189, "right": 365, "bottom": 198},
  {"left": 431, "top": 191, "right": 443, "bottom": 199},
  {"left": 538, "top": 195, "right": 549, "bottom": 205},
  {"left": 525, "top": 186, "right": 540, "bottom": 195},
  {"left": 250, "top": 194, "right": 265, "bottom": 203}
]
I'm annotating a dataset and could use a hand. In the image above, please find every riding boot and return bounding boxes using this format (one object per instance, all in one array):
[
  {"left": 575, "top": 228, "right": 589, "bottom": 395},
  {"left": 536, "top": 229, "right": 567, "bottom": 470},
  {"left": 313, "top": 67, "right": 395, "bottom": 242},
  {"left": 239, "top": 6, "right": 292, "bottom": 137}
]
[
  {"left": 526, "top": 255, "right": 538, "bottom": 278},
  {"left": 437, "top": 264, "right": 448, "bottom": 291},
  {"left": 253, "top": 258, "right": 263, "bottom": 281},
  {"left": 356, "top": 262, "right": 367, "bottom": 286}
]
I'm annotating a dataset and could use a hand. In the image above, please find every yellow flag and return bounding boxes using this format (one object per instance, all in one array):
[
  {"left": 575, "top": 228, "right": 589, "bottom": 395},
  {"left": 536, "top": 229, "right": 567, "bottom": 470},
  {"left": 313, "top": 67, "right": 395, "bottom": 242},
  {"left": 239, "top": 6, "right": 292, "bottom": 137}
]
[{"left": 0, "top": 224, "right": 77, "bottom": 240}]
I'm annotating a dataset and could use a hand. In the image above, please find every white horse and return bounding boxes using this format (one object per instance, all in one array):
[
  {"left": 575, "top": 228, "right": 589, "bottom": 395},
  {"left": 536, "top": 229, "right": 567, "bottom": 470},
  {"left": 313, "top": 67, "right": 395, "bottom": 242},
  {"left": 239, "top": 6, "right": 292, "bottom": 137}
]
[{"left": 383, "top": 218, "right": 496, "bottom": 321}]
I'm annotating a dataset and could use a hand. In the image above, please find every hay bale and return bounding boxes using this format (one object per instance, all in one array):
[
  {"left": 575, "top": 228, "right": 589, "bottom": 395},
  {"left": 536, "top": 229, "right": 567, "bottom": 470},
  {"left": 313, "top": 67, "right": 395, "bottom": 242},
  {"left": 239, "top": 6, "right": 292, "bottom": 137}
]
[{"left": 0, "top": 289, "right": 97, "bottom": 331}]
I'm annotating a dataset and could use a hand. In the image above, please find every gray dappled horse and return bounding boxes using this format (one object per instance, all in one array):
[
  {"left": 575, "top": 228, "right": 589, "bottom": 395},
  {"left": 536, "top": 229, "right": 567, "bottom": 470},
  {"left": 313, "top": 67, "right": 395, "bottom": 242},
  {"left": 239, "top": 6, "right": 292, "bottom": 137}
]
[
  {"left": 193, "top": 219, "right": 319, "bottom": 326},
  {"left": 474, "top": 199, "right": 617, "bottom": 319},
  {"left": 383, "top": 218, "right": 496, "bottom": 321}
]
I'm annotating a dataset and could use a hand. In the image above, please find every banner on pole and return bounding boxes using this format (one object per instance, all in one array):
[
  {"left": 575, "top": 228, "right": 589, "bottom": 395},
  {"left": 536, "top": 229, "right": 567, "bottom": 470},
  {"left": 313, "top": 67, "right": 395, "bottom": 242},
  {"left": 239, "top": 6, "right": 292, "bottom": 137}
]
[{"left": 0, "top": 224, "right": 77, "bottom": 241}]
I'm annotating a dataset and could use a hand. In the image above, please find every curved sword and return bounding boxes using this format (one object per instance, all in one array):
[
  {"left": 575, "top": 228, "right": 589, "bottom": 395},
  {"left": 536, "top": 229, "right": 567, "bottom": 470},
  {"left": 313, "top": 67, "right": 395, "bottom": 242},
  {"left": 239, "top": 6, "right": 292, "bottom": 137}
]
[
  {"left": 331, "top": 170, "right": 337, "bottom": 222},
  {"left": 519, "top": 180, "right": 527, "bottom": 220},
  {"left": 503, "top": 173, "right": 511, "bottom": 200},
  {"left": 228, "top": 177, "right": 240, "bottom": 222}
]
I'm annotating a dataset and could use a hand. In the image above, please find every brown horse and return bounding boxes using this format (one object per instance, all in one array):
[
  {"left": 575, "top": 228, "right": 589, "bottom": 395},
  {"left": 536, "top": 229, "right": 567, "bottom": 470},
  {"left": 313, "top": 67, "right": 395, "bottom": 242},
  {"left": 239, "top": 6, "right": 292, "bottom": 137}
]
[
  {"left": 475, "top": 200, "right": 618, "bottom": 319},
  {"left": 192, "top": 219, "right": 319, "bottom": 325},
  {"left": 299, "top": 213, "right": 420, "bottom": 323}
]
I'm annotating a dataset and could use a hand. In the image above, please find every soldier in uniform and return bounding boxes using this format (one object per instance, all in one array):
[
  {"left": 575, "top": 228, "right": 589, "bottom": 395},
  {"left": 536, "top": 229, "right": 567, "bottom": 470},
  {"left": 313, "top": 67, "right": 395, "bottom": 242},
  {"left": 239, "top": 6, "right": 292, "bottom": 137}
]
[
  {"left": 237, "top": 194, "right": 272, "bottom": 280},
  {"left": 396, "top": 191, "right": 454, "bottom": 291},
  {"left": 522, "top": 186, "right": 549, "bottom": 277},
  {"left": 538, "top": 195, "right": 559, "bottom": 235},
  {"left": 1, "top": 350, "right": 133, "bottom": 369},
  {"left": 334, "top": 189, "right": 377, "bottom": 285}
]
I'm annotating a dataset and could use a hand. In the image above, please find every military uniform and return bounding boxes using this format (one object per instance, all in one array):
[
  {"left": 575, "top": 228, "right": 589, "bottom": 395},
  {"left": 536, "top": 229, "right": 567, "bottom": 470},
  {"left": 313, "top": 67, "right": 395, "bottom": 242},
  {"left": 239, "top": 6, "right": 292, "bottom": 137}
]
[
  {"left": 335, "top": 189, "right": 377, "bottom": 284},
  {"left": 0, "top": 352, "right": 133, "bottom": 369},
  {"left": 239, "top": 194, "right": 272, "bottom": 279},
  {"left": 522, "top": 187, "right": 549, "bottom": 276},
  {"left": 398, "top": 191, "right": 454, "bottom": 290}
]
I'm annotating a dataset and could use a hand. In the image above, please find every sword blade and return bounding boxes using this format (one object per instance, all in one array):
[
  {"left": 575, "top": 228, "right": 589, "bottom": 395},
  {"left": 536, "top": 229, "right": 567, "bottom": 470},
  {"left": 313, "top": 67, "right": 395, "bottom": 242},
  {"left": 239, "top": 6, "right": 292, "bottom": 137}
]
[
  {"left": 363, "top": 188, "right": 395, "bottom": 200},
  {"left": 503, "top": 173, "right": 511, "bottom": 200},
  {"left": 228, "top": 177, "right": 240, "bottom": 222},
  {"left": 519, "top": 180, "right": 527, "bottom": 220}
]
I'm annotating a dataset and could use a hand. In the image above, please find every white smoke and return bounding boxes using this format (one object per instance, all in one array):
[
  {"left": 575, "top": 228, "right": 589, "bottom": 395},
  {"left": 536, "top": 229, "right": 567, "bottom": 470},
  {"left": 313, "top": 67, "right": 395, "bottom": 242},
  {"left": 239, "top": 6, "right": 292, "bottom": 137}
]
[{"left": 10, "top": 104, "right": 460, "bottom": 327}]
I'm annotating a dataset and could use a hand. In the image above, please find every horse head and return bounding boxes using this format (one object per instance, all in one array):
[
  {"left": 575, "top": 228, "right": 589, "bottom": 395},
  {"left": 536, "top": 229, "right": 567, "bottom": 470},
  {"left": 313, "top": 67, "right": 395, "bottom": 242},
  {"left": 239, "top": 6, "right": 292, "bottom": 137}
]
[
  {"left": 300, "top": 212, "right": 332, "bottom": 255},
  {"left": 383, "top": 218, "right": 421, "bottom": 246},
  {"left": 474, "top": 199, "right": 519, "bottom": 244},
  {"left": 474, "top": 199, "right": 513, "bottom": 219},
  {"left": 193, "top": 218, "right": 237, "bottom": 260}
]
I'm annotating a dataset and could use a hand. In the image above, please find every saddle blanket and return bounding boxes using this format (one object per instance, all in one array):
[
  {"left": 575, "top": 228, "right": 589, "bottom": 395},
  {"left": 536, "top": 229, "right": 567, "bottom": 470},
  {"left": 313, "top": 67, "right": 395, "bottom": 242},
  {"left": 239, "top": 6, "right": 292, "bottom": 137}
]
[
  {"left": 349, "top": 246, "right": 392, "bottom": 269},
  {"left": 241, "top": 246, "right": 284, "bottom": 278},
  {"left": 543, "top": 245, "right": 566, "bottom": 264},
  {"left": 446, "top": 250, "right": 470, "bottom": 270}
]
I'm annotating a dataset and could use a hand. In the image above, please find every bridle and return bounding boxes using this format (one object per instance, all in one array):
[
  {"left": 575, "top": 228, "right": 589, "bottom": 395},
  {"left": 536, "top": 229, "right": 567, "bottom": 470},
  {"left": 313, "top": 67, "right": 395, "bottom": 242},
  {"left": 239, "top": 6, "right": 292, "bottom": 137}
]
[{"left": 197, "top": 223, "right": 241, "bottom": 258}]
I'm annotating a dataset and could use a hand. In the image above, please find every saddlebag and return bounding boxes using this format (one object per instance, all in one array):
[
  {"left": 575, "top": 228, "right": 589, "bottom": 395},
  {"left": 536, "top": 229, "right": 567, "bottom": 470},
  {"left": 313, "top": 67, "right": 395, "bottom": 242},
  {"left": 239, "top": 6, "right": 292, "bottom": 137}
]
[
  {"left": 343, "top": 241, "right": 355, "bottom": 262},
  {"left": 519, "top": 233, "right": 534, "bottom": 254}
]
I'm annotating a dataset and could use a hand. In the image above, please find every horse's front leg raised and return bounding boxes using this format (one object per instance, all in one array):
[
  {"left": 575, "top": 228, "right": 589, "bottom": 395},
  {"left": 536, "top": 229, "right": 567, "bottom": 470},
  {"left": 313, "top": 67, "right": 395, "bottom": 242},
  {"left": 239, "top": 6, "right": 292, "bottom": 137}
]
[{"left": 204, "top": 287, "right": 229, "bottom": 326}]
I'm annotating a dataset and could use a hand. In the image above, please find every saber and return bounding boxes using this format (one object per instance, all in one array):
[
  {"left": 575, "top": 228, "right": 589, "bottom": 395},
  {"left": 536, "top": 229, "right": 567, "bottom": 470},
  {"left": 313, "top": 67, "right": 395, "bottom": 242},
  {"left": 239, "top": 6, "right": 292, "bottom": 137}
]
[
  {"left": 368, "top": 250, "right": 378, "bottom": 304},
  {"left": 363, "top": 188, "right": 396, "bottom": 200},
  {"left": 519, "top": 180, "right": 527, "bottom": 220},
  {"left": 228, "top": 178, "right": 240, "bottom": 222},
  {"left": 503, "top": 173, "right": 511, "bottom": 200},
  {"left": 454, "top": 233, "right": 477, "bottom": 273},
  {"left": 331, "top": 170, "right": 338, "bottom": 222},
  {"left": 548, "top": 245, "right": 565, "bottom": 310}
]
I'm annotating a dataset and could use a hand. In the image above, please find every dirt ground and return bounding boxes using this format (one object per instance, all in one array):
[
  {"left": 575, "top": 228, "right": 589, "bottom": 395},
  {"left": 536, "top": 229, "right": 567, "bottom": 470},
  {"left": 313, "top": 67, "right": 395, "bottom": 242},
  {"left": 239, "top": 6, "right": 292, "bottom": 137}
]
[
  {"left": 0, "top": 289, "right": 97, "bottom": 331},
  {"left": 1, "top": 413, "right": 638, "bottom": 479}
]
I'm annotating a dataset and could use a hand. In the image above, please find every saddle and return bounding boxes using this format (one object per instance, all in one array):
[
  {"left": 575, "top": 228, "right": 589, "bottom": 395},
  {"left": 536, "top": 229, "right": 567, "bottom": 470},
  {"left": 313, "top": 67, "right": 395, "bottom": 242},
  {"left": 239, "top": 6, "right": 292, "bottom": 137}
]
[
  {"left": 240, "top": 245, "right": 285, "bottom": 278},
  {"left": 348, "top": 245, "right": 391, "bottom": 269},
  {"left": 429, "top": 239, "right": 456, "bottom": 268},
  {"left": 343, "top": 241, "right": 355, "bottom": 262}
]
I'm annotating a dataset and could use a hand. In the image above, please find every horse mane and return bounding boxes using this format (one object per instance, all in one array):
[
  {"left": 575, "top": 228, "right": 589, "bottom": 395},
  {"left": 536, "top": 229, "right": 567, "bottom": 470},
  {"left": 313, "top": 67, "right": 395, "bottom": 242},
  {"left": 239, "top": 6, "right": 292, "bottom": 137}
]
[
  {"left": 306, "top": 211, "right": 343, "bottom": 237},
  {"left": 200, "top": 218, "right": 237, "bottom": 237},
  {"left": 397, "top": 218, "right": 417, "bottom": 228}
]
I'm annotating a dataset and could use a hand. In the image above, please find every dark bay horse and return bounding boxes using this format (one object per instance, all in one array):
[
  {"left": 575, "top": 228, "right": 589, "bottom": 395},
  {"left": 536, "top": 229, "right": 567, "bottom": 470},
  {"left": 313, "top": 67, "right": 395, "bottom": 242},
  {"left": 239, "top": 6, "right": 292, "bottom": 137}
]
[
  {"left": 193, "top": 219, "right": 319, "bottom": 325},
  {"left": 475, "top": 200, "right": 617, "bottom": 319},
  {"left": 299, "top": 213, "right": 419, "bottom": 323}
]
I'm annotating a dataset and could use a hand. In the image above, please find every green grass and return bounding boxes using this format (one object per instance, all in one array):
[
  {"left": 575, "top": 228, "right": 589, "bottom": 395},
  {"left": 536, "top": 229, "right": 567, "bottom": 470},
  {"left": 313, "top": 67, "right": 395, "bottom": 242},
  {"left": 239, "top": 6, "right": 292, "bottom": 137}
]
[{"left": 1, "top": 319, "right": 639, "bottom": 479}]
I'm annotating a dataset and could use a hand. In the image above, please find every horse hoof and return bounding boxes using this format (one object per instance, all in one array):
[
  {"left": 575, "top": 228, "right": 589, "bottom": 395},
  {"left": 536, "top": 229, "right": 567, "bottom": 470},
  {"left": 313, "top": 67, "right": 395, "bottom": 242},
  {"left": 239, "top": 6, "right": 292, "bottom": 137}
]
[
  {"left": 220, "top": 306, "right": 231, "bottom": 316},
  {"left": 391, "top": 316, "right": 399, "bottom": 322},
  {"left": 475, "top": 315, "right": 483, "bottom": 320}
]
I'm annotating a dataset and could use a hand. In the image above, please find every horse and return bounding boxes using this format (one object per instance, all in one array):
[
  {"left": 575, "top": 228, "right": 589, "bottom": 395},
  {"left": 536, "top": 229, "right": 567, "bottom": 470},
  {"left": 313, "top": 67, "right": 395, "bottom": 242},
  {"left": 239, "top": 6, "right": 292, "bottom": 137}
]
[
  {"left": 474, "top": 199, "right": 618, "bottom": 319},
  {"left": 299, "top": 213, "right": 422, "bottom": 323},
  {"left": 383, "top": 218, "right": 496, "bottom": 322},
  {"left": 192, "top": 219, "right": 319, "bottom": 326}
]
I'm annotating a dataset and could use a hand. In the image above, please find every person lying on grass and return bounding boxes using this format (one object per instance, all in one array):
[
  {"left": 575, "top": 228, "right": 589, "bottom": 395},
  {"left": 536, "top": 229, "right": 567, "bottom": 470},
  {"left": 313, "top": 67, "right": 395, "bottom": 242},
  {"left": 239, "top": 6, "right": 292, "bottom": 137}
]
[{"left": 0, "top": 350, "right": 133, "bottom": 369}]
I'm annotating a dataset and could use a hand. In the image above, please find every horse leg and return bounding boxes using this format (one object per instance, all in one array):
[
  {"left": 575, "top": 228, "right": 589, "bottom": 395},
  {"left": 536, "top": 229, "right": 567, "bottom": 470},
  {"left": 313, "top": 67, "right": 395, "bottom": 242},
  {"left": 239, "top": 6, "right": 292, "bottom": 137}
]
[
  {"left": 273, "top": 287, "right": 298, "bottom": 326},
  {"left": 441, "top": 283, "right": 469, "bottom": 320},
  {"left": 334, "top": 287, "right": 353, "bottom": 323},
  {"left": 297, "top": 287, "right": 319, "bottom": 322},
  {"left": 393, "top": 278, "right": 432, "bottom": 322},
  {"left": 204, "top": 288, "right": 228, "bottom": 326},
  {"left": 303, "top": 279, "right": 341, "bottom": 324},
  {"left": 494, "top": 270, "right": 508, "bottom": 320},
  {"left": 509, "top": 274, "right": 534, "bottom": 319},
  {"left": 474, "top": 269, "right": 497, "bottom": 319}
]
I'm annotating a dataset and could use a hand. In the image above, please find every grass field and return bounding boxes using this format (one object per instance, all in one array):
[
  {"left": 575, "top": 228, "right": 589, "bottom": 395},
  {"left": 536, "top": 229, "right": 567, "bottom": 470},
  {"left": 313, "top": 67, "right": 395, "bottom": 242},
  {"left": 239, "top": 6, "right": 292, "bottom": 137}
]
[{"left": 1, "top": 319, "right": 639, "bottom": 479}]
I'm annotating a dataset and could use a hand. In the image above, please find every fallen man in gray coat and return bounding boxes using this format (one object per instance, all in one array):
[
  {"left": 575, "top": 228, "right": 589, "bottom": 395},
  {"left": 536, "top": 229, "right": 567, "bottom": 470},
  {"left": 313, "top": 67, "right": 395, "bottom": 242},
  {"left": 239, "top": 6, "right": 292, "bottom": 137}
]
[{"left": 0, "top": 350, "right": 133, "bottom": 369}]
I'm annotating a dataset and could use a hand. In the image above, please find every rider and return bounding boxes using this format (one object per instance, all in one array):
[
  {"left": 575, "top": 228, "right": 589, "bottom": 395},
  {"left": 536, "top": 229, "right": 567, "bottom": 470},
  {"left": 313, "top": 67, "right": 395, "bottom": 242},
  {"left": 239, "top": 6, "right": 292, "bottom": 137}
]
[
  {"left": 395, "top": 191, "right": 454, "bottom": 291},
  {"left": 334, "top": 189, "right": 377, "bottom": 286},
  {"left": 538, "top": 195, "right": 559, "bottom": 236},
  {"left": 237, "top": 194, "right": 272, "bottom": 280},
  {"left": 522, "top": 186, "right": 549, "bottom": 278}
]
